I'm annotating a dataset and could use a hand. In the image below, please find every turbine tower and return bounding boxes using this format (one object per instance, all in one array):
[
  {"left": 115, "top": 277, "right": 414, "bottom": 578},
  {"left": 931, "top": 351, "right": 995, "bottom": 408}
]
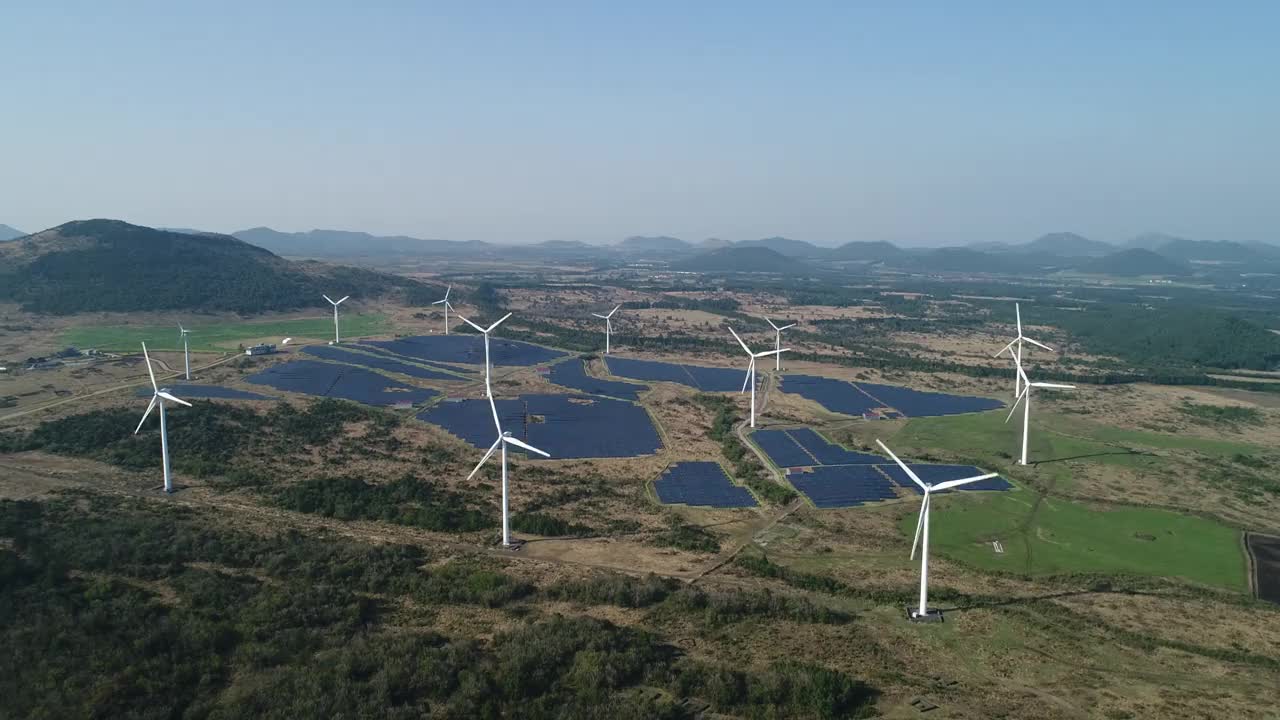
[
  {"left": 1006, "top": 361, "right": 1075, "bottom": 465},
  {"left": 432, "top": 285, "right": 454, "bottom": 335},
  {"left": 468, "top": 379, "right": 550, "bottom": 547},
  {"left": 178, "top": 323, "right": 191, "bottom": 380},
  {"left": 995, "top": 302, "right": 1054, "bottom": 397},
  {"left": 458, "top": 312, "right": 513, "bottom": 398},
  {"left": 323, "top": 294, "right": 349, "bottom": 343},
  {"left": 764, "top": 317, "right": 796, "bottom": 371},
  {"left": 135, "top": 342, "right": 191, "bottom": 494},
  {"left": 727, "top": 326, "right": 786, "bottom": 428},
  {"left": 877, "top": 440, "right": 997, "bottom": 622},
  {"left": 592, "top": 305, "right": 621, "bottom": 354}
]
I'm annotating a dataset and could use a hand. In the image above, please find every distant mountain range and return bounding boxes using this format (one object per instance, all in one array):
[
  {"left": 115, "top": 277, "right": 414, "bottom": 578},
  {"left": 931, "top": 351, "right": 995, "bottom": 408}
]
[
  {"left": 0, "top": 220, "right": 435, "bottom": 315},
  {"left": 673, "top": 246, "right": 804, "bottom": 273},
  {"left": 0, "top": 224, "right": 26, "bottom": 241}
]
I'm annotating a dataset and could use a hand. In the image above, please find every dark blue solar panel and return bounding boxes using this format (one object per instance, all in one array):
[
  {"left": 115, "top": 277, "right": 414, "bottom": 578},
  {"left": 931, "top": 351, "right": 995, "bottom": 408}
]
[
  {"left": 303, "top": 345, "right": 459, "bottom": 380},
  {"left": 135, "top": 384, "right": 274, "bottom": 401},
  {"left": 751, "top": 430, "right": 816, "bottom": 468},
  {"left": 781, "top": 375, "right": 883, "bottom": 416},
  {"left": 245, "top": 360, "right": 439, "bottom": 407},
  {"left": 785, "top": 428, "right": 883, "bottom": 465},
  {"left": 549, "top": 360, "right": 647, "bottom": 400},
  {"left": 604, "top": 357, "right": 752, "bottom": 392},
  {"left": 877, "top": 463, "right": 1011, "bottom": 494},
  {"left": 789, "top": 466, "right": 899, "bottom": 508},
  {"left": 853, "top": 382, "right": 1004, "bottom": 418},
  {"left": 654, "top": 462, "right": 757, "bottom": 508},
  {"left": 363, "top": 335, "right": 566, "bottom": 367},
  {"left": 349, "top": 343, "right": 474, "bottom": 374},
  {"left": 418, "top": 394, "right": 662, "bottom": 459}
]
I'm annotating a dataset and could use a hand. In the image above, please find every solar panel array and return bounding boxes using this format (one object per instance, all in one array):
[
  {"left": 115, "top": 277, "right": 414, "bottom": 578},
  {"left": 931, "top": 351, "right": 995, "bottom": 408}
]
[
  {"left": 885, "top": 464, "right": 1014, "bottom": 494},
  {"left": 781, "top": 374, "right": 1003, "bottom": 418},
  {"left": 419, "top": 393, "right": 662, "bottom": 459},
  {"left": 855, "top": 381, "right": 1004, "bottom": 417},
  {"left": 752, "top": 430, "right": 817, "bottom": 468},
  {"left": 786, "top": 428, "right": 885, "bottom": 465},
  {"left": 303, "top": 345, "right": 459, "bottom": 380},
  {"left": 549, "top": 359, "right": 647, "bottom": 400},
  {"left": 653, "top": 462, "right": 758, "bottom": 508},
  {"left": 245, "top": 360, "right": 439, "bottom": 407},
  {"left": 788, "top": 466, "right": 900, "bottom": 508},
  {"left": 604, "top": 357, "right": 748, "bottom": 392},
  {"left": 350, "top": 343, "right": 472, "bottom": 374},
  {"left": 362, "top": 335, "right": 566, "bottom": 367},
  {"left": 136, "top": 384, "right": 274, "bottom": 401}
]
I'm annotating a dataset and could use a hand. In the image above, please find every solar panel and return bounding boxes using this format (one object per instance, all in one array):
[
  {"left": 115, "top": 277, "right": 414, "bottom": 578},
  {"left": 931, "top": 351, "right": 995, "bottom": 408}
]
[
  {"left": 780, "top": 375, "right": 883, "bottom": 415},
  {"left": 852, "top": 382, "right": 1004, "bottom": 418},
  {"left": 654, "top": 462, "right": 757, "bottom": 508},
  {"left": 548, "top": 360, "right": 647, "bottom": 400},
  {"left": 604, "top": 357, "right": 751, "bottom": 392},
  {"left": 362, "top": 335, "right": 567, "bottom": 367},
  {"left": 789, "top": 465, "right": 900, "bottom": 508},
  {"left": 303, "top": 345, "right": 459, "bottom": 380},
  {"left": 751, "top": 429, "right": 816, "bottom": 468},
  {"left": 877, "top": 463, "right": 1012, "bottom": 494},
  {"left": 785, "top": 428, "right": 883, "bottom": 465},
  {"left": 135, "top": 384, "right": 274, "bottom": 401},
  {"left": 245, "top": 360, "right": 439, "bottom": 407},
  {"left": 350, "top": 343, "right": 473, "bottom": 374}
]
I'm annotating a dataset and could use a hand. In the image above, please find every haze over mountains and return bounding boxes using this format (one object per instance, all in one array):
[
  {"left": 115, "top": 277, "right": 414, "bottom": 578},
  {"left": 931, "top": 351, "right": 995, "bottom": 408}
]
[{"left": 0, "top": 224, "right": 26, "bottom": 241}]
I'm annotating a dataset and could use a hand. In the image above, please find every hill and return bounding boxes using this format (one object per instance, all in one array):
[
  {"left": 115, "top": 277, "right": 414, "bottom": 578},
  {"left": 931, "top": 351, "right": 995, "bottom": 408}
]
[
  {"left": 699, "top": 237, "right": 732, "bottom": 250},
  {"left": 829, "top": 240, "right": 906, "bottom": 262},
  {"left": 1079, "top": 248, "right": 1191, "bottom": 277},
  {"left": 0, "top": 224, "right": 26, "bottom": 241},
  {"left": 734, "top": 236, "right": 826, "bottom": 258},
  {"left": 0, "top": 220, "right": 433, "bottom": 314},
  {"left": 619, "top": 236, "right": 693, "bottom": 253},
  {"left": 673, "top": 246, "right": 805, "bottom": 273},
  {"left": 231, "top": 227, "right": 491, "bottom": 258},
  {"left": 1023, "top": 232, "right": 1114, "bottom": 257},
  {"left": 1152, "top": 239, "right": 1278, "bottom": 264},
  {"left": 1126, "top": 232, "right": 1188, "bottom": 250}
]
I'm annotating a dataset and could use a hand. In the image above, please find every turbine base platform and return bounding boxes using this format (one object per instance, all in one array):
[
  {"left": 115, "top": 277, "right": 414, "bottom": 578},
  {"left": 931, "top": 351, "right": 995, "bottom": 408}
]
[
  {"left": 497, "top": 538, "right": 526, "bottom": 552},
  {"left": 906, "top": 607, "right": 945, "bottom": 623}
]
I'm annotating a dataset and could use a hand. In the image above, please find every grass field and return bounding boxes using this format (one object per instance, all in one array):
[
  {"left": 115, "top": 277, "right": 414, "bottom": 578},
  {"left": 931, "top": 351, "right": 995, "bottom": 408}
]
[
  {"left": 904, "top": 491, "right": 1248, "bottom": 591},
  {"left": 61, "top": 314, "right": 392, "bottom": 352}
]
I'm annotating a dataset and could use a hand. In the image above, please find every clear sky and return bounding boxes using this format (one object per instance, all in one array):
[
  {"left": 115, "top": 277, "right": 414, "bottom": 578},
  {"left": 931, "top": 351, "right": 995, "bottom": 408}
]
[{"left": 3, "top": 2, "right": 1278, "bottom": 245}]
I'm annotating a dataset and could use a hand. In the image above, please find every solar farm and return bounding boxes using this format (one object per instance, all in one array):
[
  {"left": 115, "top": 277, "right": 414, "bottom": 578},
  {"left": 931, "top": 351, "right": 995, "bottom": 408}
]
[
  {"left": 781, "top": 374, "right": 1002, "bottom": 418},
  {"left": 653, "top": 462, "right": 757, "bottom": 508},
  {"left": 245, "top": 359, "right": 439, "bottom": 407},
  {"left": 302, "top": 344, "right": 461, "bottom": 380},
  {"left": 419, "top": 393, "right": 662, "bottom": 459},
  {"left": 133, "top": 384, "right": 275, "bottom": 401},
  {"left": 750, "top": 426, "right": 1012, "bottom": 507},
  {"left": 548, "top": 359, "right": 647, "bottom": 400},
  {"left": 603, "top": 356, "right": 747, "bottom": 392},
  {"left": 361, "top": 334, "right": 566, "bottom": 367}
]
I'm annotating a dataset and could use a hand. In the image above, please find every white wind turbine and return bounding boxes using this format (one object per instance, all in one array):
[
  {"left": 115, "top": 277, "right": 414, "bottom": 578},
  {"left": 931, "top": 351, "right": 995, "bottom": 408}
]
[
  {"left": 764, "top": 317, "right": 796, "bottom": 371},
  {"left": 467, "top": 372, "right": 550, "bottom": 548},
  {"left": 432, "top": 285, "right": 454, "bottom": 335},
  {"left": 995, "top": 302, "right": 1054, "bottom": 398},
  {"left": 1006, "top": 361, "right": 1075, "bottom": 466},
  {"left": 135, "top": 342, "right": 192, "bottom": 494},
  {"left": 727, "top": 326, "right": 787, "bottom": 428},
  {"left": 876, "top": 440, "right": 998, "bottom": 622},
  {"left": 177, "top": 323, "right": 191, "bottom": 380},
  {"left": 323, "top": 294, "right": 349, "bottom": 343},
  {"left": 458, "top": 312, "right": 513, "bottom": 398},
  {"left": 592, "top": 304, "right": 621, "bottom": 354}
]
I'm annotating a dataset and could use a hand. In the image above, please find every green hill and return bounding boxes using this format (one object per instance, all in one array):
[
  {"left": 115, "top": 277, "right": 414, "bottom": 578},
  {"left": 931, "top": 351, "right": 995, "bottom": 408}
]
[
  {"left": 0, "top": 219, "right": 436, "bottom": 315},
  {"left": 1024, "top": 232, "right": 1114, "bottom": 257},
  {"left": 1079, "top": 248, "right": 1191, "bottom": 277},
  {"left": 674, "top": 246, "right": 805, "bottom": 273}
]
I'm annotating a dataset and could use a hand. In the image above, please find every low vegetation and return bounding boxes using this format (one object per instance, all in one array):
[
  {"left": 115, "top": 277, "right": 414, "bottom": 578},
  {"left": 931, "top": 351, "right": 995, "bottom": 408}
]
[{"left": 695, "top": 393, "right": 797, "bottom": 505}]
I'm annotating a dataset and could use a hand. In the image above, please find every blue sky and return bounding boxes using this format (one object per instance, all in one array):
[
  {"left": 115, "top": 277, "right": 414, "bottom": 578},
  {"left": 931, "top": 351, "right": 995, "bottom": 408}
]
[{"left": 3, "top": 2, "right": 1277, "bottom": 245}]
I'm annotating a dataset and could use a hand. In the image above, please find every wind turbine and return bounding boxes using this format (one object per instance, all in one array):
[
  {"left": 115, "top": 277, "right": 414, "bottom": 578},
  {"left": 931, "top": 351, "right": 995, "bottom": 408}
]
[
  {"left": 727, "top": 326, "right": 787, "bottom": 428},
  {"left": 995, "top": 302, "right": 1054, "bottom": 397},
  {"left": 592, "top": 304, "right": 621, "bottom": 354},
  {"left": 177, "top": 323, "right": 191, "bottom": 380},
  {"left": 458, "top": 312, "right": 513, "bottom": 398},
  {"left": 323, "top": 294, "right": 349, "bottom": 343},
  {"left": 1006, "top": 361, "right": 1075, "bottom": 466},
  {"left": 468, "top": 375, "right": 550, "bottom": 547},
  {"left": 432, "top": 285, "right": 454, "bottom": 335},
  {"left": 135, "top": 342, "right": 192, "bottom": 494},
  {"left": 764, "top": 317, "right": 796, "bottom": 371},
  {"left": 876, "top": 440, "right": 997, "bottom": 622}
]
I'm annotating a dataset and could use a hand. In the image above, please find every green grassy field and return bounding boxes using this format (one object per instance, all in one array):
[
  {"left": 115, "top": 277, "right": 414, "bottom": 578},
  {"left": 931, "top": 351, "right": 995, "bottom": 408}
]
[
  {"left": 62, "top": 314, "right": 392, "bottom": 352},
  {"left": 903, "top": 491, "right": 1247, "bottom": 591}
]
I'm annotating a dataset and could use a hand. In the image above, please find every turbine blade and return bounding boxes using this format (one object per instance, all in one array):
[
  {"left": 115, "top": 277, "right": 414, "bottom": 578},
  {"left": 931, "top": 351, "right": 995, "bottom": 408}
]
[
  {"left": 875, "top": 439, "right": 927, "bottom": 491},
  {"left": 135, "top": 396, "right": 158, "bottom": 434},
  {"left": 726, "top": 325, "right": 752, "bottom": 354},
  {"left": 458, "top": 314, "right": 485, "bottom": 332},
  {"left": 910, "top": 493, "right": 929, "bottom": 560},
  {"left": 157, "top": 391, "right": 192, "bottom": 407},
  {"left": 488, "top": 394, "right": 502, "bottom": 433},
  {"left": 994, "top": 339, "right": 1016, "bottom": 358},
  {"left": 432, "top": 299, "right": 445, "bottom": 305},
  {"left": 741, "top": 358, "right": 753, "bottom": 393},
  {"left": 323, "top": 294, "right": 335, "bottom": 305},
  {"left": 754, "top": 347, "right": 789, "bottom": 357},
  {"left": 503, "top": 434, "right": 551, "bottom": 458},
  {"left": 141, "top": 342, "right": 158, "bottom": 391},
  {"left": 1024, "top": 337, "right": 1055, "bottom": 353},
  {"left": 337, "top": 296, "right": 349, "bottom": 304},
  {"left": 1031, "top": 382, "right": 1075, "bottom": 389},
  {"left": 467, "top": 436, "right": 503, "bottom": 480},
  {"left": 485, "top": 312, "right": 513, "bottom": 333},
  {"left": 592, "top": 313, "right": 607, "bottom": 319},
  {"left": 609, "top": 304, "right": 621, "bottom": 317},
  {"left": 1015, "top": 303, "right": 1022, "bottom": 337},
  {"left": 932, "top": 473, "right": 1000, "bottom": 492},
  {"left": 780, "top": 323, "right": 796, "bottom": 330},
  {"left": 1005, "top": 387, "right": 1028, "bottom": 423},
  {"left": 444, "top": 285, "right": 451, "bottom": 300},
  {"left": 764, "top": 316, "right": 779, "bottom": 330}
]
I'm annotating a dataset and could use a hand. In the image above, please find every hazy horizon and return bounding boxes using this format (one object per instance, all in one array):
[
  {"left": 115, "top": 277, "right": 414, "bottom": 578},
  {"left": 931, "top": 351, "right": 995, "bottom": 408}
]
[{"left": 4, "top": 3, "right": 1277, "bottom": 245}]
